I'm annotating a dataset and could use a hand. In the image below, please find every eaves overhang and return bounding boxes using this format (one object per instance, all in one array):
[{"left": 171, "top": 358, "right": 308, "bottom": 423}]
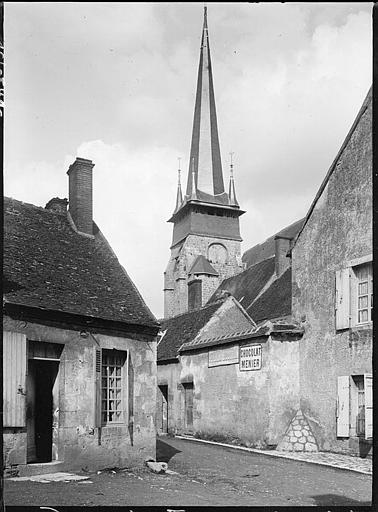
[
  {"left": 3, "top": 301, "right": 161, "bottom": 338},
  {"left": 167, "top": 200, "right": 245, "bottom": 223}
]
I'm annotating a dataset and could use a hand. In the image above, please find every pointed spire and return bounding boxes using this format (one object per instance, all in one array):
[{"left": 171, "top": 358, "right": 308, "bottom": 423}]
[
  {"left": 174, "top": 159, "right": 184, "bottom": 213},
  {"left": 190, "top": 157, "right": 198, "bottom": 200},
  {"left": 186, "top": 6, "right": 225, "bottom": 199},
  {"left": 228, "top": 152, "right": 239, "bottom": 206}
]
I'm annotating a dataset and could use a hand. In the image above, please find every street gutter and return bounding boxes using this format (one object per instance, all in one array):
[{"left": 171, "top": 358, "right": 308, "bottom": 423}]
[{"left": 175, "top": 435, "right": 372, "bottom": 475}]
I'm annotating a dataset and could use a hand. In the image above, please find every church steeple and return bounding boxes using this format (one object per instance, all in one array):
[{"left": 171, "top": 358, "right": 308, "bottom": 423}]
[
  {"left": 164, "top": 7, "right": 245, "bottom": 318},
  {"left": 185, "top": 6, "right": 226, "bottom": 201}
]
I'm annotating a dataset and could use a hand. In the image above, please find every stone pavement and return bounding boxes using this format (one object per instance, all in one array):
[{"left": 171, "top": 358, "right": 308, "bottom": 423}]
[{"left": 176, "top": 435, "right": 372, "bottom": 475}]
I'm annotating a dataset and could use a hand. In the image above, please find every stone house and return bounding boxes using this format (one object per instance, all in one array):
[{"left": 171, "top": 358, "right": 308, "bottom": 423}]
[
  {"left": 158, "top": 218, "right": 305, "bottom": 447},
  {"left": 3, "top": 157, "right": 160, "bottom": 474},
  {"left": 287, "top": 88, "right": 373, "bottom": 457}
]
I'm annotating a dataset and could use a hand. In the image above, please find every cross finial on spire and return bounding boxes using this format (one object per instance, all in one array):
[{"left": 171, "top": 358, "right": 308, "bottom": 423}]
[
  {"left": 174, "top": 158, "right": 184, "bottom": 213},
  {"left": 178, "top": 157, "right": 182, "bottom": 184},
  {"left": 228, "top": 151, "right": 239, "bottom": 207}
]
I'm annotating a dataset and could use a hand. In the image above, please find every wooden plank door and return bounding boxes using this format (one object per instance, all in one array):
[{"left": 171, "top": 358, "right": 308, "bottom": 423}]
[{"left": 184, "top": 383, "right": 194, "bottom": 432}]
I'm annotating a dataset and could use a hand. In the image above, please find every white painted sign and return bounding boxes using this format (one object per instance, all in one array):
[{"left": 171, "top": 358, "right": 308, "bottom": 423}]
[
  {"left": 239, "top": 344, "right": 262, "bottom": 371},
  {"left": 208, "top": 344, "right": 239, "bottom": 367}
]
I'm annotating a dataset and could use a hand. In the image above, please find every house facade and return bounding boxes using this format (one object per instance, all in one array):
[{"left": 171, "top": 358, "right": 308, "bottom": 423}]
[
  {"left": 3, "top": 157, "right": 160, "bottom": 473},
  {"left": 290, "top": 89, "right": 373, "bottom": 457}
]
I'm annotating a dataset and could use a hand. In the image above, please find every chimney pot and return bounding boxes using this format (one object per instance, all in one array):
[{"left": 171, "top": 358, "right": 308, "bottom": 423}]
[{"left": 67, "top": 157, "right": 95, "bottom": 235}]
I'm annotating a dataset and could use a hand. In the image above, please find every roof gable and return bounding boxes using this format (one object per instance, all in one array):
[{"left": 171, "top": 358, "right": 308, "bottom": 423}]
[
  {"left": 189, "top": 255, "right": 218, "bottom": 275},
  {"left": 158, "top": 301, "right": 223, "bottom": 362},
  {"left": 3, "top": 197, "right": 158, "bottom": 329}
]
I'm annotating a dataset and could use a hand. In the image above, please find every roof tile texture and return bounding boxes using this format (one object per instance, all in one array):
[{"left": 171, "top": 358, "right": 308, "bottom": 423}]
[
  {"left": 158, "top": 301, "right": 223, "bottom": 361},
  {"left": 4, "top": 197, "right": 158, "bottom": 328}
]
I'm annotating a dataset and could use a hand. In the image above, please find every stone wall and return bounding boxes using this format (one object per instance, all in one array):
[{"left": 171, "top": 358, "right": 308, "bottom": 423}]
[
  {"left": 164, "top": 233, "right": 243, "bottom": 318},
  {"left": 158, "top": 334, "right": 300, "bottom": 448},
  {"left": 3, "top": 316, "right": 157, "bottom": 472},
  {"left": 157, "top": 362, "right": 182, "bottom": 434},
  {"left": 292, "top": 93, "right": 372, "bottom": 456}
]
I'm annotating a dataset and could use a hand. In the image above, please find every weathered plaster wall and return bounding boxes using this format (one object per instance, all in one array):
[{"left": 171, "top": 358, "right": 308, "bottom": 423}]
[
  {"left": 266, "top": 337, "right": 300, "bottom": 444},
  {"left": 292, "top": 95, "right": 372, "bottom": 455},
  {"left": 158, "top": 336, "right": 299, "bottom": 447},
  {"left": 195, "top": 297, "right": 254, "bottom": 341},
  {"left": 157, "top": 362, "right": 182, "bottom": 434},
  {"left": 3, "top": 316, "right": 156, "bottom": 471},
  {"left": 164, "top": 233, "right": 244, "bottom": 318}
]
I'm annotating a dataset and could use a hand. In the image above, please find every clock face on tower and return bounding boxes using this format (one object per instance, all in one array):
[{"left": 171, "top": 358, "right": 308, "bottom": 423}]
[{"left": 208, "top": 243, "right": 228, "bottom": 264}]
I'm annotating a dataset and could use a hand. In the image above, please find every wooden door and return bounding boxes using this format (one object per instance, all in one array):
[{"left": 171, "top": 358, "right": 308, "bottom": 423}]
[
  {"left": 26, "top": 361, "right": 37, "bottom": 462},
  {"left": 158, "top": 385, "right": 168, "bottom": 434},
  {"left": 183, "top": 383, "right": 194, "bottom": 432}
]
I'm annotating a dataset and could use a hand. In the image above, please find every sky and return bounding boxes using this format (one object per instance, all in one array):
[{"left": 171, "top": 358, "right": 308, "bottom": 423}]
[{"left": 4, "top": 2, "right": 372, "bottom": 319}]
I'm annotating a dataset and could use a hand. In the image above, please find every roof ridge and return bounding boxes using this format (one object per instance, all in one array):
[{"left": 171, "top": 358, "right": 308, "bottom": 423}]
[
  {"left": 4, "top": 196, "right": 53, "bottom": 212},
  {"left": 161, "top": 300, "right": 223, "bottom": 322}
]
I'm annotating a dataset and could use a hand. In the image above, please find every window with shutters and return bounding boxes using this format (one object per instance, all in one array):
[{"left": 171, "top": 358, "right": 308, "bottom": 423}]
[
  {"left": 101, "top": 350, "right": 127, "bottom": 424},
  {"left": 335, "top": 260, "right": 373, "bottom": 330},
  {"left": 337, "top": 374, "right": 372, "bottom": 440},
  {"left": 355, "top": 263, "right": 373, "bottom": 325}
]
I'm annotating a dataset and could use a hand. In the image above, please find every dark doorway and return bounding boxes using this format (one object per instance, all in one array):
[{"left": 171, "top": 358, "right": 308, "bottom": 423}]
[
  {"left": 183, "top": 382, "right": 194, "bottom": 432},
  {"left": 157, "top": 385, "right": 168, "bottom": 434},
  {"left": 26, "top": 360, "right": 59, "bottom": 463}
]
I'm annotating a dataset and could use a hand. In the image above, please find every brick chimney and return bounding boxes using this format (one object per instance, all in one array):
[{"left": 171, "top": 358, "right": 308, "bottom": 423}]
[
  {"left": 274, "top": 235, "right": 292, "bottom": 277},
  {"left": 67, "top": 157, "right": 95, "bottom": 235},
  {"left": 45, "top": 197, "right": 68, "bottom": 215}
]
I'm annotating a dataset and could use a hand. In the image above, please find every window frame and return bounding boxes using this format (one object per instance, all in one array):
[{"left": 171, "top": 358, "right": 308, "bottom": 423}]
[
  {"left": 335, "top": 255, "right": 373, "bottom": 330},
  {"left": 354, "top": 263, "right": 373, "bottom": 325},
  {"left": 336, "top": 373, "right": 372, "bottom": 440},
  {"left": 100, "top": 349, "right": 127, "bottom": 426}
]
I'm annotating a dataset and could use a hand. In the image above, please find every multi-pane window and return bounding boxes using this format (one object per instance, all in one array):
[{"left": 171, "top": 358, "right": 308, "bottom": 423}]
[
  {"left": 336, "top": 374, "right": 372, "bottom": 440},
  {"left": 355, "top": 263, "right": 373, "bottom": 324},
  {"left": 335, "top": 260, "right": 373, "bottom": 330},
  {"left": 101, "top": 350, "right": 126, "bottom": 424}
]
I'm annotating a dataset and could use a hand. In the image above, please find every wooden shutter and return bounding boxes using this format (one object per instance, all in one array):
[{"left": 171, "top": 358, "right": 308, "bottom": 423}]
[
  {"left": 94, "top": 348, "right": 102, "bottom": 427},
  {"left": 364, "top": 373, "right": 373, "bottom": 440},
  {"left": 3, "top": 331, "right": 27, "bottom": 427},
  {"left": 336, "top": 375, "right": 350, "bottom": 437},
  {"left": 127, "top": 352, "right": 134, "bottom": 445},
  {"left": 335, "top": 268, "right": 351, "bottom": 330}
]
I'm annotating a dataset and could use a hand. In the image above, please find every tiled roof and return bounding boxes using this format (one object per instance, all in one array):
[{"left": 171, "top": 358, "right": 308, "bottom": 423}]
[
  {"left": 242, "top": 218, "right": 304, "bottom": 268},
  {"left": 209, "top": 257, "right": 276, "bottom": 313},
  {"left": 3, "top": 197, "right": 158, "bottom": 329},
  {"left": 179, "top": 320, "right": 303, "bottom": 353},
  {"left": 189, "top": 255, "right": 218, "bottom": 275},
  {"left": 209, "top": 257, "right": 292, "bottom": 324},
  {"left": 179, "top": 326, "right": 266, "bottom": 352},
  {"left": 248, "top": 268, "right": 292, "bottom": 323},
  {"left": 158, "top": 301, "right": 223, "bottom": 362}
]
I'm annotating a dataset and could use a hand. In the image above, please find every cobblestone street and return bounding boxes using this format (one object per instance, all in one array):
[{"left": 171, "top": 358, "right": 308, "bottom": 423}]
[{"left": 4, "top": 436, "right": 372, "bottom": 507}]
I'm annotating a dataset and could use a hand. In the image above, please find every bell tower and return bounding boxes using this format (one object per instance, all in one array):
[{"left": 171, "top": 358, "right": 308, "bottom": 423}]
[{"left": 164, "top": 7, "right": 245, "bottom": 318}]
